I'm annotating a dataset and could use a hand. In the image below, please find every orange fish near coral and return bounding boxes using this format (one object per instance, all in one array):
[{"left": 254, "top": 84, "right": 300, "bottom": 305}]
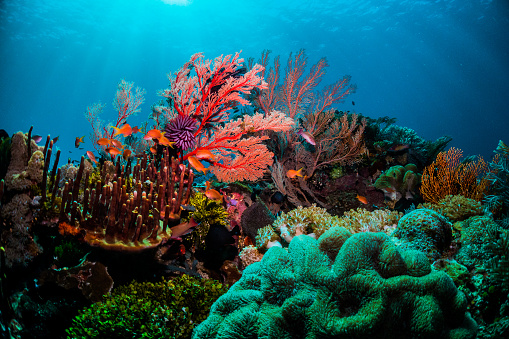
[
  {"left": 122, "top": 148, "right": 132, "bottom": 160},
  {"left": 86, "top": 151, "right": 97, "bottom": 164},
  {"left": 195, "top": 149, "right": 216, "bottom": 161},
  {"left": 144, "top": 129, "right": 163, "bottom": 141},
  {"left": 75, "top": 136, "right": 85, "bottom": 148},
  {"left": 356, "top": 194, "right": 368, "bottom": 204},
  {"left": 111, "top": 123, "right": 135, "bottom": 137},
  {"left": 105, "top": 147, "right": 121, "bottom": 156},
  {"left": 97, "top": 138, "right": 111, "bottom": 146},
  {"left": 188, "top": 156, "right": 208, "bottom": 174},
  {"left": 157, "top": 135, "right": 174, "bottom": 147},
  {"left": 110, "top": 139, "right": 123, "bottom": 149},
  {"left": 287, "top": 168, "right": 304, "bottom": 179}
]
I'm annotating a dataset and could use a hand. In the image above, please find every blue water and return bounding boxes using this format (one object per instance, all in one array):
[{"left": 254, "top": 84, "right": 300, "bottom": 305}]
[{"left": 1, "top": 0, "right": 508, "bottom": 162}]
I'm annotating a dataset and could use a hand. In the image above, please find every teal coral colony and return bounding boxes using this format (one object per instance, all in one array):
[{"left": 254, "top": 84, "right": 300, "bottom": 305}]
[{"left": 1, "top": 49, "right": 508, "bottom": 339}]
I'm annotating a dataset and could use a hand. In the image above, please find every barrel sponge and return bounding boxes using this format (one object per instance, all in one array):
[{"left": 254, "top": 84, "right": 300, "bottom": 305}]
[
  {"left": 393, "top": 208, "right": 452, "bottom": 260},
  {"left": 192, "top": 229, "right": 477, "bottom": 339}
]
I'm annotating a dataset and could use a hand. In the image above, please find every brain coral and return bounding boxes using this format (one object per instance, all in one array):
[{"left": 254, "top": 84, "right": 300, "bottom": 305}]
[
  {"left": 393, "top": 208, "right": 452, "bottom": 261},
  {"left": 192, "top": 229, "right": 477, "bottom": 339}
]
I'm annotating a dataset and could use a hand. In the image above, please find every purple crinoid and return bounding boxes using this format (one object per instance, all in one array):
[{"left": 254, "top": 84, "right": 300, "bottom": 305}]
[{"left": 164, "top": 114, "right": 198, "bottom": 150}]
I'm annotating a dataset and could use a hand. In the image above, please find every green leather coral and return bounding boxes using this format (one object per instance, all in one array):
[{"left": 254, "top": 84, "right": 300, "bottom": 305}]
[
  {"left": 66, "top": 275, "right": 227, "bottom": 339},
  {"left": 192, "top": 229, "right": 477, "bottom": 339},
  {"left": 374, "top": 163, "right": 421, "bottom": 201}
]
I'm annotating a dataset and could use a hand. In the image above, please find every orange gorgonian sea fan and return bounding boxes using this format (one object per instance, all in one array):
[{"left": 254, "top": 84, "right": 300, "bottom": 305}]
[{"left": 420, "top": 147, "right": 489, "bottom": 204}]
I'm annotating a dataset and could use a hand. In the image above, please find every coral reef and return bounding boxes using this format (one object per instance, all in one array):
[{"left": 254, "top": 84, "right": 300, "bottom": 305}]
[
  {"left": 418, "top": 194, "right": 484, "bottom": 222},
  {"left": 456, "top": 215, "right": 502, "bottom": 268},
  {"left": 392, "top": 208, "right": 452, "bottom": 261},
  {"left": 55, "top": 151, "right": 194, "bottom": 251},
  {"left": 193, "top": 230, "right": 477, "bottom": 338},
  {"left": 374, "top": 163, "right": 421, "bottom": 202},
  {"left": 67, "top": 275, "right": 227, "bottom": 338},
  {"left": 336, "top": 207, "right": 403, "bottom": 234},
  {"left": 483, "top": 140, "right": 509, "bottom": 226}
]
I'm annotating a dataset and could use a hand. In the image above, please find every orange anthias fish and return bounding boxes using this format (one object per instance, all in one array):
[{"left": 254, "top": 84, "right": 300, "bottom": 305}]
[
  {"left": 86, "top": 151, "right": 97, "bottom": 164},
  {"left": 296, "top": 129, "right": 316, "bottom": 146},
  {"left": 205, "top": 188, "right": 223, "bottom": 202},
  {"left": 356, "top": 194, "right": 368, "bottom": 205},
  {"left": 75, "top": 136, "right": 85, "bottom": 148},
  {"left": 286, "top": 168, "right": 304, "bottom": 179},
  {"left": 97, "top": 138, "right": 111, "bottom": 146},
  {"left": 187, "top": 156, "right": 208, "bottom": 174},
  {"left": 157, "top": 135, "right": 174, "bottom": 147},
  {"left": 111, "top": 123, "right": 136, "bottom": 137},
  {"left": 122, "top": 148, "right": 132, "bottom": 160},
  {"left": 195, "top": 149, "right": 216, "bottom": 161},
  {"left": 105, "top": 147, "right": 121, "bottom": 156},
  {"left": 144, "top": 129, "right": 163, "bottom": 141},
  {"left": 204, "top": 180, "right": 223, "bottom": 202},
  {"left": 110, "top": 139, "right": 123, "bottom": 149}
]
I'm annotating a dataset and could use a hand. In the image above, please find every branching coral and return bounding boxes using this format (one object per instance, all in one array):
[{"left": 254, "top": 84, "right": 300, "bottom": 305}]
[
  {"left": 336, "top": 207, "right": 403, "bottom": 234},
  {"left": 420, "top": 147, "right": 489, "bottom": 204}
]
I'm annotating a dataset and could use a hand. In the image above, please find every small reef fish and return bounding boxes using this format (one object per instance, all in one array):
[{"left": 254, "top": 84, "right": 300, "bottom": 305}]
[
  {"left": 86, "top": 151, "right": 97, "bottom": 164},
  {"left": 31, "top": 135, "right": 43, "bottom": 143},
  {"left": 195, "top": 149, "right": 216, "bottom": 161},
  {"left": 187, "top": 156, "right": 208, "bottom": 173},
  {"left": 149, "top": 146, "right": 158, "bottom": 154},
  {"left": 287, "top": 168, "right": 304, "bottom": 179},
  {"left": 204, "top": 181, "right": 223, "bottom": 202},
  {"left": 105, "top": 147, "right": 121, "bottom": 156},
  {"left": 110, "top": 139, "right": 123, "bottom": 149},
  {"left": 388, "top": 144, "right": 410, "bottom": 152},
  {"left": 205, "top": 188, "right": 223, "bottom": 202},
  {"left": 111, "top": 123, "right": 136, "bottom": 137},
  {"left": 75, "top": 136, "right": 85, "bottom": 148},
  {"left": 52, "top": 136, "right": 59, "bottom": 144},
  {"left": 97, "top": 138, "right": 111, "bottom": 146},
  {"left": 157, "top": 135, "right": 174, "bottom": 147},
  {"left": 144, "top": 129, "right": 163, "bottom": 141},
  {"left": 356, "top": 194, "right": 368, "bottom": 204},
  {"left": 170, "top": 217, "right": 199, "bottom": 239},
  {"left": 296, "top": 129, "right": 316, "bottom": 145},
  {"left": 122, "top": 148, "right": 132, "bottom": 160}
]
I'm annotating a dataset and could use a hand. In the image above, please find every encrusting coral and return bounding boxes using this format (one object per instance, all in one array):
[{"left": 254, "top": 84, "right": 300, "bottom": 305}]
[
  {"left": 418, "top": 194, "right": 484, "bottom": 222},
  {"left": 456, "top": 215, "right": 502, "bottom": 268},
  {"left": 193, "top": 229, "right": 477, "bottom": 338},
  {"left": 392, "top": 208, "right": 452, "bottom": 261}
]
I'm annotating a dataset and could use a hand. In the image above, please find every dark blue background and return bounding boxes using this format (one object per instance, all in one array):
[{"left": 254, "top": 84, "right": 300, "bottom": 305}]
[{"left": 1, "top": 0, "right": 508, "bottom": 161}]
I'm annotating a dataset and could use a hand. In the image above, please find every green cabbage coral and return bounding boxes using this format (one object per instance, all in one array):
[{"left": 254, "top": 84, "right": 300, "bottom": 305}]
[{"left": 66, "top": 275, "right": 228, "bottom": 339}]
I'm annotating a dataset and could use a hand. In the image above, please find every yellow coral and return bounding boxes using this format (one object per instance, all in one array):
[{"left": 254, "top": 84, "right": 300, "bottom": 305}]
[{"left": 418, "top": 194, "right": 483, "bottom": 222}]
